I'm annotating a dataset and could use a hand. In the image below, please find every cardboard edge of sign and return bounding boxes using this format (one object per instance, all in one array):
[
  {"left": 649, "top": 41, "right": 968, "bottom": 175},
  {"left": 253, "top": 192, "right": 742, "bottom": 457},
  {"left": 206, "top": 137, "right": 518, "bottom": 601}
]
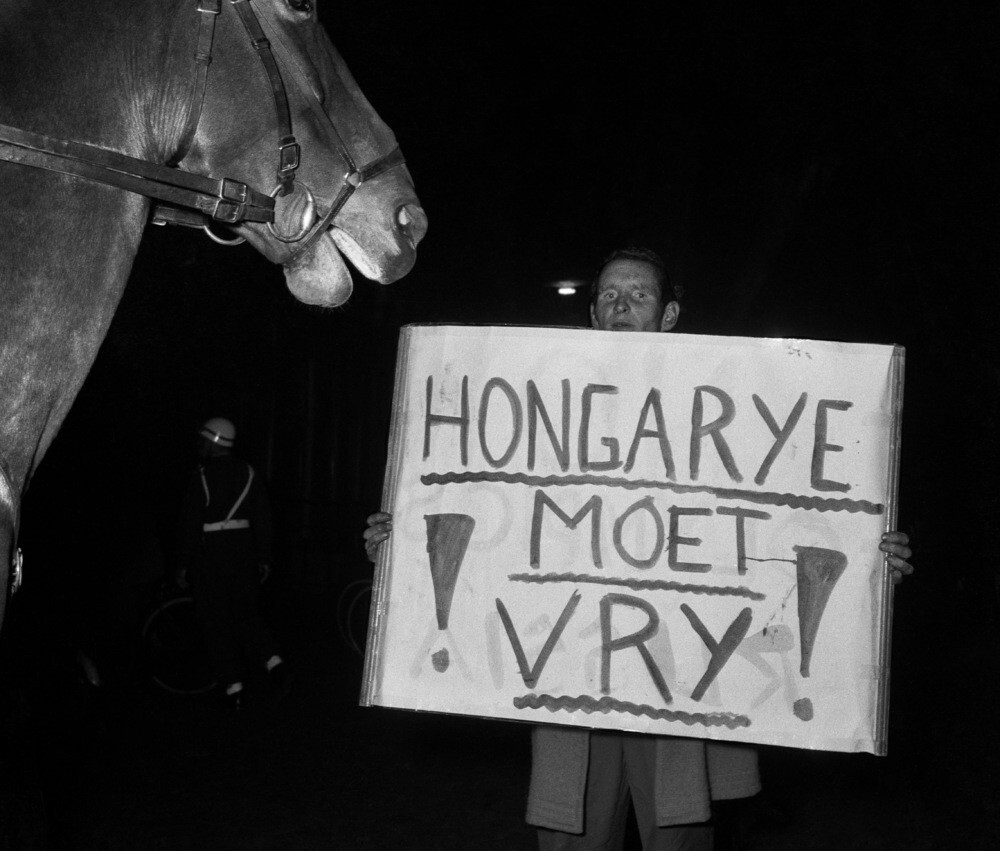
[
  {"left": 359, "top": 327, "right": 416, "bottom": 708},
  {"left": 873, "top": 344, "right": 905, "bottom": 757}
]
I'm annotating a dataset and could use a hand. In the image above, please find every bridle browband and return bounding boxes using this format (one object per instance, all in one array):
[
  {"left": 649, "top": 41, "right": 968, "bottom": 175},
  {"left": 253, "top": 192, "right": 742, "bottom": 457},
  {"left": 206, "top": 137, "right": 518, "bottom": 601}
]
[{"left": 0, "top": 0, "right": 405, "bottom": 256}]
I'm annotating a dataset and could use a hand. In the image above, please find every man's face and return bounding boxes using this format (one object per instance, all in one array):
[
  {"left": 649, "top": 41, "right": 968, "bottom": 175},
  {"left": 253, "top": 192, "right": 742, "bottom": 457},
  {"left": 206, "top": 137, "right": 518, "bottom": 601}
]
[{"left": 590, "top": 258, "right": 679, "bottom": 333}]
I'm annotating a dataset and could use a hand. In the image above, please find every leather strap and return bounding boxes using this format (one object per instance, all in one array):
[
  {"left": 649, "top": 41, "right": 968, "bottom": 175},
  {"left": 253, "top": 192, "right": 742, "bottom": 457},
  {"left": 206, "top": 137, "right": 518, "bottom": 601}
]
[
  {"left": 172, "top": 0, "right": 222, "bottom": 164},
  {"left": 0, "top": 122, "right": 274, "bottom": 223},
  {"left": 230, "top": 0, "right": 300, "bottom": 195}
]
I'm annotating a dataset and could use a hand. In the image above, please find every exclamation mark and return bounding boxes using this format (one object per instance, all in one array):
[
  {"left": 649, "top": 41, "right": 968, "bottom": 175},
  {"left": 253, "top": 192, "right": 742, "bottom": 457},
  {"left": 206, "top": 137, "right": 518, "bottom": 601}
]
[
  {"left": 425, "top": 513, "right": 475, "bottom": 673},
  {"left": 792, "top": 545, "right": 847, "bottom": 721}
]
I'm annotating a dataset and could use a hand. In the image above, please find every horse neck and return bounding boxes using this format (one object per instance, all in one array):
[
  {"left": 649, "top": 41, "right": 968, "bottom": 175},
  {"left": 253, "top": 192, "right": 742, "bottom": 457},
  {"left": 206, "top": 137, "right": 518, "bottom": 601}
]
[{"left": 0, "top": 0, "right": 196, "bottom": 492}]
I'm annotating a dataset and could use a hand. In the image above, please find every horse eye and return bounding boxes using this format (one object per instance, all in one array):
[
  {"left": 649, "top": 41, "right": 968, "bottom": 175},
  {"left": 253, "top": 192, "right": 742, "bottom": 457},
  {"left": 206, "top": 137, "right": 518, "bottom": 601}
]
[{"left": 287, "top": 0, "right": 313, "bottom": 12}]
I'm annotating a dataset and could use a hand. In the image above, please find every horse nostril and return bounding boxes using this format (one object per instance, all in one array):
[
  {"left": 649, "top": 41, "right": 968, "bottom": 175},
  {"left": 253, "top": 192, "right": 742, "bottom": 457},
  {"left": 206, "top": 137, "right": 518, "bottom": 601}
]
[{"left": 396, "top": 203, "right": 428, "bottom": 248}]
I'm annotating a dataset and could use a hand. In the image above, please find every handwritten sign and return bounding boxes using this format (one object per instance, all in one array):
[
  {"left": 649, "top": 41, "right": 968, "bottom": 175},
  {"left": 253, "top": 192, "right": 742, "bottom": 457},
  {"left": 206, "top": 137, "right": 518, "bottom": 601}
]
[{"left": 361, "top": 325, "right": 904, "bottom": 755}]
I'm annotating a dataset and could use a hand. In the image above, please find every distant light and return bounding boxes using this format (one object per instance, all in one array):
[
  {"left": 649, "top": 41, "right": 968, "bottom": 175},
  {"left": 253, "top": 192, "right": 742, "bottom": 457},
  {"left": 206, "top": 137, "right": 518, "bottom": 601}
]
[{"left": 546, "top": 277, "right": 585, "bottom": 295}]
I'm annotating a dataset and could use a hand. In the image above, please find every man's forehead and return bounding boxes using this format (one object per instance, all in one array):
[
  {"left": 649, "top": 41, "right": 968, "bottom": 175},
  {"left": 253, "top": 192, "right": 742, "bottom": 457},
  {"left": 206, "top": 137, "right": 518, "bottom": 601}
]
[{"left": 596, "top": 259, "right": 661, "bottom": 291}]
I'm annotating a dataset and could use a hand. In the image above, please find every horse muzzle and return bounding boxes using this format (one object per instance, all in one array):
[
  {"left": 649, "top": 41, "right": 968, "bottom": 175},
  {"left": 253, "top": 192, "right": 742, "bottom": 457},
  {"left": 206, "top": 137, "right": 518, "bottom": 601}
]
[{"left": 278, "top": 170, "right": 427, "bottom": 308}]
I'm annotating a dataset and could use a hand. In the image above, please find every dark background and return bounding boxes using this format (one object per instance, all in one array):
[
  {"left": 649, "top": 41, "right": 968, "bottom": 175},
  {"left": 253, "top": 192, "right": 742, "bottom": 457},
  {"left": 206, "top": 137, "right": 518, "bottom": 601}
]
[{"left": 2, "top": 1, "right": 998, "bottom": 848}]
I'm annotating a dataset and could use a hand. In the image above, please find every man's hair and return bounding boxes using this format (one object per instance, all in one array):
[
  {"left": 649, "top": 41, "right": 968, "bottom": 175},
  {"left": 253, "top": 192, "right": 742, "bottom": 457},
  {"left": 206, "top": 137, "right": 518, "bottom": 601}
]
[{"left": 590, "top": 246, "right": 681, "bottom": 306}]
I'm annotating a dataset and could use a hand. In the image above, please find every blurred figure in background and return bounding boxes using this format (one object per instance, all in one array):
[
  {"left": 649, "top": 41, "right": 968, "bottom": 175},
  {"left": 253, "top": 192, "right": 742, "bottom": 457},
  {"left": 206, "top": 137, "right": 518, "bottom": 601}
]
[{"left": 175, "top": 417, "right": 292, "bottom": 711}]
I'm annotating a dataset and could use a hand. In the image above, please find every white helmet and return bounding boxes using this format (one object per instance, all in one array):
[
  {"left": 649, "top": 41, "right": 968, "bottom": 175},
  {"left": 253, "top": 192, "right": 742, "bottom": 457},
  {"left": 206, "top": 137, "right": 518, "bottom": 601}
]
[{"left": 199, "top": 417, "right": 235, "bottom": 448}]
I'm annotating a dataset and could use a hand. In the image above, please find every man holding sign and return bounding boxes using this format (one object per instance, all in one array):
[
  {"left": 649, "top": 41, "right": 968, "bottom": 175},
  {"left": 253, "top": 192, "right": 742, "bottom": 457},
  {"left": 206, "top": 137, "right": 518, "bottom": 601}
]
[{"left": 364, "top": 247, "right": 913, "bottom": 850}]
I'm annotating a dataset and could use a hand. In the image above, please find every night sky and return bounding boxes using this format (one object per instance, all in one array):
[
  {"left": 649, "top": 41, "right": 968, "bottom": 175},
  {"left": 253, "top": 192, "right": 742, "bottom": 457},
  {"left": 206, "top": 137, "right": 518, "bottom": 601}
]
[{"left": 9, "top": 0, "right": 1000, "bottom": 722}]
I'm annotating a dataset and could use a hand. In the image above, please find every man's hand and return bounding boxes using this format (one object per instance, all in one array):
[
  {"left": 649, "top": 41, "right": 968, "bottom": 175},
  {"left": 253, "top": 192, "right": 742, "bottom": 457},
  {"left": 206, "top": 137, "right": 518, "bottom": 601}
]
[
  {"left": 174, "top": 568, "right": 189, "bottom": 591},
  {"left": 364, "top": 512, "right": 393, "bottom": 564},
  {"left": 880, "top": 531, "right": 913, "bottom": 585},
  {"left": 259, "top": 563, "right": 272, "bottom": 584}
]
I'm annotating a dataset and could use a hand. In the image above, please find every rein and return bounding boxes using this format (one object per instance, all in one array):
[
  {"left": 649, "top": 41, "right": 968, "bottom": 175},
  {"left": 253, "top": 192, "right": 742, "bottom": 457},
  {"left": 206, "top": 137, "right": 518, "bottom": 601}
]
[
  {"left": 0, "top": 123, "right": 275, "bottom": 225},
  {"left": 0, "top": 0, "right": 404, "bottom": 256}
]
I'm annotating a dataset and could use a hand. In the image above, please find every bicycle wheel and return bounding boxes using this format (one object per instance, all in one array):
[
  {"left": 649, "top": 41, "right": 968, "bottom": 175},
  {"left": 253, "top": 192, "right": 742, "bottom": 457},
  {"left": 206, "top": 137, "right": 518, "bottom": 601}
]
[
  {"left": 336, "top": 578, "right": 373, "bottom": 658},
  {"left": 141, "top": 595, "right": 217, "bottom": 695}
]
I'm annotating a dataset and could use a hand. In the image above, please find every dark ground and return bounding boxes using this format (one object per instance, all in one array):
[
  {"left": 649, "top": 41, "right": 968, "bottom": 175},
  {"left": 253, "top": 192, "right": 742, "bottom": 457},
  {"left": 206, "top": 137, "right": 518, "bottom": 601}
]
[{"left": 2, "top": 567, "right": 998, "bottom": 851}]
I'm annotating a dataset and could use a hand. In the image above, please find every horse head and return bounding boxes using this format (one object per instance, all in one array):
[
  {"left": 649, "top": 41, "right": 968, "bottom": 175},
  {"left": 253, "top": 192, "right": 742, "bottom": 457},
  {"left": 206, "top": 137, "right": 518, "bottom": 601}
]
[
  {"left": 170, "top": 0, "right": 427, "bottom": 306},
  {"left": 0, "top": 0, "right": 426, "bottom": 626}
]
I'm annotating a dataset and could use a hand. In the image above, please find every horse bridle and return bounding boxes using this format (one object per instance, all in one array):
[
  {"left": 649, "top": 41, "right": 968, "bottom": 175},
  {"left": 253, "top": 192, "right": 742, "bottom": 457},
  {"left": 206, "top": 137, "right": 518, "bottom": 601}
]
[
  {"left": 0, "top": 0, "right": 405, "bottom": 596},
  {"left": 0, "top": 0, "right": 405, "bottom": 257}
]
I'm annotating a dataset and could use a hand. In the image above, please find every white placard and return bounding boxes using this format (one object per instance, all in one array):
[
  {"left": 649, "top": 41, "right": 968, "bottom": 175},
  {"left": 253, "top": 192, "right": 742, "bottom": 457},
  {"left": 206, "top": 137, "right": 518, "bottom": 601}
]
[{"left": 362, "top": 325, "right": 904, "bottom": 755}]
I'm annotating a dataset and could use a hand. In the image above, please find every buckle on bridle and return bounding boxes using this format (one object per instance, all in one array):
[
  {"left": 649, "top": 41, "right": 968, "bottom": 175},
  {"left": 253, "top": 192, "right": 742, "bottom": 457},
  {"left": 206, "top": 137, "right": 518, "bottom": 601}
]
[
  {"left": 274, "top": 137, "right": 301, "bottom": 197},
  {"left": 211, "top": 178, "right": 249, "bottom": 223},
  {"left": 278, "top": 138, "right": 300, "bottom": 173},
  {"left": 11, "top": 548, "right": 23, "bottom": 595}
]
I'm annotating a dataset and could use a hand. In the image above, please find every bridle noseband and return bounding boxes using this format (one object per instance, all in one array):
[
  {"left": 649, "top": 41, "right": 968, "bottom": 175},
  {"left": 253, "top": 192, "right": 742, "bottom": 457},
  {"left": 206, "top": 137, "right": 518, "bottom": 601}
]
[{"left": 0, "top": 0, "right": 405, "bottom": 257}]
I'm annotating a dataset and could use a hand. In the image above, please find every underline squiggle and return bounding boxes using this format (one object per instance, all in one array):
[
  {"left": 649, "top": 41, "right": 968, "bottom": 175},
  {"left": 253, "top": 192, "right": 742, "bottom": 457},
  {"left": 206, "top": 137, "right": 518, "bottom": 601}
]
[
  {"left": 508, "top": 572, "right": 766, "bottom": 600},
  {"left": 513, "top": 693, "right": 751, "bottom": 728},
  {"left": 420, "top": 471, "right": 882, "bottom": 515}
]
